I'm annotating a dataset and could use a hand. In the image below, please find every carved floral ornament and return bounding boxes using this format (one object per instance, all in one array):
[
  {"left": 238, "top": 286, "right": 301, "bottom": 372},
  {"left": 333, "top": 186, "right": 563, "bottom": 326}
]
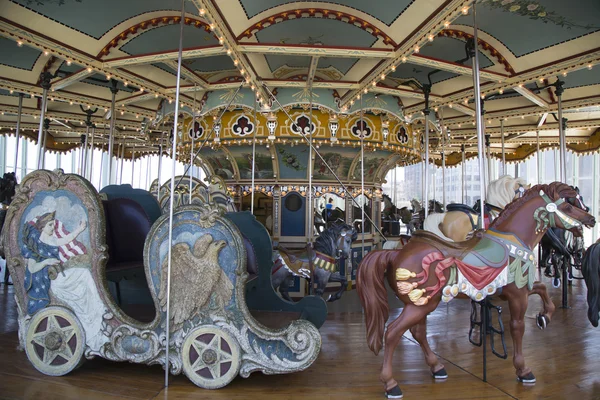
[{"left": 290, "top": 114, "right": 317, "bottom": 136}]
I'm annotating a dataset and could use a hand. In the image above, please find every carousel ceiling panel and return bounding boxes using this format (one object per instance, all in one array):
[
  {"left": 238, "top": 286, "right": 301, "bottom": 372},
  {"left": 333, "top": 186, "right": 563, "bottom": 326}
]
[
  {"left": 181, "top": 56, "right": 237, "bottom": 73},
  {"left": 198, "top": 148, "right": 236, "bottom": 180},
  {"left": 265, "top": 54, "right": 359, "bottom": 76},
  {"left": 313, "top": 146, "right": 359, "bottom": 181},
  {"left": 274, "top": 144, "right": 309, "bottom": 180},
  {"left": 388, "top": 63, "right": 459, "bottom": 86},
  {"left": 238, "top": 0, "right": 412, "bottom": 25},
  {"left": 270, "top": 88, "right": 339, "bottom": 110},
  {"left": 254, "top": 17, "right": 378, "bottom": 48},
  {"left": 0, "top": 37, "right": 42, "bottom": 71},
  {"left": 9, "top": 0, "right": 198, "bottom": 39},
  {"left": 453, "top": 0, "right": 600, "bottom": 57},
  {"left": 349, "top": 150, "right": 392, "bottom": 182},
  {"left": 344, "top": 92, "right": 404, "bottom": 118},
  {"left": 201, "top": 87, "right": 255, "bottom": 114},
  {"left": 563, "top": 68, "right": 600, "bottom": 89},
  {"left": 120, "top": 24, "right": 218, "bottom": 56},
  {"left": 419, "top": 37, "right": 494, "bottom": 69}
]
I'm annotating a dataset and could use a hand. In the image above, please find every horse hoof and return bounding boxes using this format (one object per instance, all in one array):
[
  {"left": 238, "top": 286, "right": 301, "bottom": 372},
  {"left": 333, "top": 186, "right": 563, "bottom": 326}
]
[
  {"left": 326, "top": 295, "right": 334, "bottom": 302},
  {"left": 536, "top": 314, "right": 548, "bottom": 330},
  {"left": 432, "top": 368, "right": 448, "bottom": 379},
  {"left": 552, "top": 278, "right": 560, "bottom": 288},
  {"left": 385, "top": 385, "right": 403, "bottom": 399},
  {"left": 517, "top": 372, "right": 536, "bottom": 384}
]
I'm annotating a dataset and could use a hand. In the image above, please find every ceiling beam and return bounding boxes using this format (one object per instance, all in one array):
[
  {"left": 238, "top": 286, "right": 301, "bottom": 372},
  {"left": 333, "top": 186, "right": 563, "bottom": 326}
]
[
  {"left": 0, "top": 18, "right": 198, "bottom": 108},
  {"left": 239, "top": 43, "right": 394, "bottom": 59},
  {"left": 190, "top": 0, "right": 266, "bottom": 101},
  {"left": 102, "top": 46, "right": 225, "bottom": 68},
  {"left": 50, "top": 68, "right": 95, "bottom": 91},
  {"left": 441, "top": 95, "right": 600, "bottom": 127},
  {"left": 513, "top": 85, "right": 549, "bottom": 108},
  {"left": 404, "top": 48, "right": 600, "bottom": 114},
  {"left": 163, "top": 61, "right": 208, "bottom": 89},
  {"left": 371, "top": 85, "right": 443, "bottom": 101},
  {"left": 307, "top": 57, "right": 319, "bottom": 89},
  {"left": 407, "top": 54, "right": 508, "bottom": 82},
  {"left": 537, "top": 112, "right": 548, "bottom": 128},
  {"left": 0, "top": 78, "right": 155, "bottom": 118},
  {"left": 338, "top": 0, "right": 472, "bottom": 108}
]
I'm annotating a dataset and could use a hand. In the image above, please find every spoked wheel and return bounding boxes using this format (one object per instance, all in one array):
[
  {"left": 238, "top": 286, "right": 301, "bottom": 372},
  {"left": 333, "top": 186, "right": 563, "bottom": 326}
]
[
  {"left": 181, "top": 326, "right": 240, "bottom": 389},
  {"left": 25, "top": 306, "right": 86, "bottom": 376}
]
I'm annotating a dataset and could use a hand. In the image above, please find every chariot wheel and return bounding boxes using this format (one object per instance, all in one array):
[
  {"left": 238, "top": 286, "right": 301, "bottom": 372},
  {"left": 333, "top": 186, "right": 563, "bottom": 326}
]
[
  {"left": 25, "top": 306, "right": 86, "bottom": 376},
  {"left": 181, "top": 325, "right": 240, "bottom": 389}
]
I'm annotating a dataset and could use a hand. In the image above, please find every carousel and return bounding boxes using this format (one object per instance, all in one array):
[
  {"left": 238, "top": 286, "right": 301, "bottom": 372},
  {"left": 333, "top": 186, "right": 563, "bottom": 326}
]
[{"left": 0, "top": 0, "right": 599, "bottom": 399}]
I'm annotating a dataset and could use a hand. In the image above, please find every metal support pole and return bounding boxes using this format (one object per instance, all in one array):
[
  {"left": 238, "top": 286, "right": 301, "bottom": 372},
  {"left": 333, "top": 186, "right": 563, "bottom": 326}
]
[
  {"left": 501, "top": 119, "right": 505, "bottom": 176},
  {"left": 82, "top": 126, "right": 89, "bottom": 177},
  {"left": 14, "top": 93, "right": 23, "bottom": 173},
  {"left": 423, "top": 84, "right": 431, "bottom": 219},
  {"left": 42, "top": 118, "right": 49, "bottom": 168},
  {"left": 535, "top": 129, "right": 542, "bottom": 185},
  {"left": 441, "top": 108, "right": 446, "bottom": 208},
  {"left": 461, "top": 144, "right": 466, "bottom": 204},
  {"left": 556, "top": 80, "right": 567, "bottom": 183},
  {"left": 189, "top": 84, "right": 197, "bottom": 204},
  {"left": 36, "top": 72, "right": 52, "bottom": 170},
  {"left": 98, "top": 141, "right": 104, "bottom": 190},
  {"left": 89, "top": 126, "right": 95, "bottom": 181},
  {"left": 164, "top": 0, "right": 186, "bottom": 386},
  {"left": 485, "top": 134, "right": 492, "bottom": 184},
  {"left": 131, "top": 150, "right": 135, "bottom": 186},
  {"left": 108, "top": 80, "right": 119, "bottom": 184},
  {"left": 593, "top": 153, "right": 599, "bottom": 243},
  {"left": 157, "top": 144, "right": 163, "bottom": 201},
  {"left": 79, "top": 135, "right": 86, "bottom": 175},
  {"left": 251, "top": 96, "right": 257, "bottom": 215},
  {"left": 471, "top": 2, "right": 486, "bottom": 227},
  {"left": 119, "top": 144, "right": 125, "bottom": 184},
  {"left": 360, "top": 94, "right": 365, "bottom": 256},
  {"left": 308, "top": 90, "right": 315, "bottom": 242}
]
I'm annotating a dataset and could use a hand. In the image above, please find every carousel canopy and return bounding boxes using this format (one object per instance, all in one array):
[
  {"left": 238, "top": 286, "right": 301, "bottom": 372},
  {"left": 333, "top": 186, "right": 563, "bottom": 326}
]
[{"left": 0, "top": 0, "right": 599, "bottom": 176}]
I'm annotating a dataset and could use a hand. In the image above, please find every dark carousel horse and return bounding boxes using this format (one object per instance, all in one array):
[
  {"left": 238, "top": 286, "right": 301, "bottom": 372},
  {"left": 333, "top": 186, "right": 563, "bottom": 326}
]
[
  {"left": 415, "top": 199, "right": 444, "bottom": 230},
  {"left": 273, "top": 220, "right": 357, "bottom": 302},
  {"left": 582, "top": 238, "right": 600, "bottom": 327},
  {"left": 0, "top": 172, "right": 18, "bottom": 284},
  {"left": 540, "top": 188, "right": 587, "bottom": 287}
]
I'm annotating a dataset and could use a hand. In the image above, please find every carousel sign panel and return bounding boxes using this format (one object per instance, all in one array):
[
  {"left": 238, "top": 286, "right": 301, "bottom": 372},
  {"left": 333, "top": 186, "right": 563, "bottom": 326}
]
[{"left": 228, "top": 145, "right": 274, "bottom": 180}]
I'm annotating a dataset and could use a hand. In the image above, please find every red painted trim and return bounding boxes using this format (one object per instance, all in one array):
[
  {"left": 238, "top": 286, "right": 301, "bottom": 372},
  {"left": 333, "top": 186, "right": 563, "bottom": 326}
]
[
  {"left": 104, "top": 44, "right": 222, "bottom": 63},
  {"left": 97, "top": 16, "right": 214, "bottom": 57},
  {"left": 242, "top": 42, "right": 394, "bottom": 54},
  {"left": 235, "top": 8, "right": 397, "bottom": 47}
]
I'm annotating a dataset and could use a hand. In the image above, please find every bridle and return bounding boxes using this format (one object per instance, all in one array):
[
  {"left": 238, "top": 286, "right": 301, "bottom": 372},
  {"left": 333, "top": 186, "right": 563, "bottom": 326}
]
[{"left": 534, "top": 190, "right": 585, "bottom": 233}]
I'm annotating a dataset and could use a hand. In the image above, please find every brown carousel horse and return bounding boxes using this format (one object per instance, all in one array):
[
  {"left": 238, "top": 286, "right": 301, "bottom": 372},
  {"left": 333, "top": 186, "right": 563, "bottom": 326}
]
[{"left": 357, "top": 182, "right": 596, "bottom": 399}]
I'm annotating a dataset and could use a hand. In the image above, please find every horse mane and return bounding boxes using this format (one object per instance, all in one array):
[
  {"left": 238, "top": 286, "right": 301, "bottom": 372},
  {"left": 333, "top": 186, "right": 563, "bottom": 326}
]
[
  {"left": 314, "top": 221, "right": 352, "bottom": 255},
  {"left": 487, "top": 175, "right": 528, "bottom": 208},
  {"left": 489, "top": 182, "right": 577, "bottom": 228}
]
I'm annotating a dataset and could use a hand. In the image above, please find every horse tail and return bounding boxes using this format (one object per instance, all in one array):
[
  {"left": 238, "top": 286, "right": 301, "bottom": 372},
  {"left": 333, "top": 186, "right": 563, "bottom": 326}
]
[
  {"left": 582, "top": 241, "right": 600, "bottom": 327},
  {"left": 357, "top": 250, "right": 395, "bottom": 355}
]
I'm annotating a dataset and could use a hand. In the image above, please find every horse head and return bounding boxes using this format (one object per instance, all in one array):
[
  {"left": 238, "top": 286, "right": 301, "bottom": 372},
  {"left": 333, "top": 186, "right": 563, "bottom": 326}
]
[
  {"left": 326, "top": 219, "right": 356, "bottom": 260},
  {"left": 538, "top": 183, "right": 595, "bottom": 235}
]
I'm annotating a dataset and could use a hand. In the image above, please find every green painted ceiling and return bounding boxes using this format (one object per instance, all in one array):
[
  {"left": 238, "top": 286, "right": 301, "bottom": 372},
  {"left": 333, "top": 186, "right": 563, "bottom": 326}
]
[
  {"left": 237, "top": 0, "right": 413, "bottom": 26},
  {"left": 454, "top": 0, "right": 600, "bottom": 57},
  {"left": 120, "top": 24, "right": 218, "bottom": 56},
  {"left": 563, "top": 68, "right": 600, "bottom": 89},
  {"left": 10, "top": 0, "right": 198, "bottom": 39},
  {"left": 0, "top": 37, "right": 41, "bottom": 70},
  {"left": 255, "top": 17, "right": 377, "bottom": 47}
]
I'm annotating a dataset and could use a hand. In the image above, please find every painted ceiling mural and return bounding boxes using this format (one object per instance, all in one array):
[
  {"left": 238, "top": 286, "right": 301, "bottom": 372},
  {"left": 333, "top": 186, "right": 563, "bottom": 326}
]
[{"left": 0, "top": 0, "right": 598, "bottom": 177}]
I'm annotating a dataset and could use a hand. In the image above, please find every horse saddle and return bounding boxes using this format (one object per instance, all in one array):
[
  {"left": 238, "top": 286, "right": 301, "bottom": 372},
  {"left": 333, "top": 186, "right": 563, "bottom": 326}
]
[
  {"left": 276, "top": 249, "right": 311, "bottom": 278},
  {"left": 446, "top": 203, "right": 477, "bottom": 215}
]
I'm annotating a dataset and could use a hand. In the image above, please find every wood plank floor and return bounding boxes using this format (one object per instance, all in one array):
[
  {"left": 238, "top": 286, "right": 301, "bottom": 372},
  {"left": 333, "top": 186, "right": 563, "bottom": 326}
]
[{"left": 0, "top": 276, "right": 599, "bottom": 400}]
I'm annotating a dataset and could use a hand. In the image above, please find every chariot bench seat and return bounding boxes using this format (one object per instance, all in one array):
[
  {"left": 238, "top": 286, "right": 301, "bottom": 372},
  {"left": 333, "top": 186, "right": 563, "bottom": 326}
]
[{"left": 102, "top": 198, "right": 153, "bottom": 303}]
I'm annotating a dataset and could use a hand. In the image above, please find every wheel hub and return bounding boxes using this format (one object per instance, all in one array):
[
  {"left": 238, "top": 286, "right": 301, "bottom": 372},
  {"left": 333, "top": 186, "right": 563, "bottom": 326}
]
[
  {"left": 202, "top": 349, "right": 218, "bottom": 365},
  {"left": 44, "top": 331, "right": 63, "bottom": 351}
]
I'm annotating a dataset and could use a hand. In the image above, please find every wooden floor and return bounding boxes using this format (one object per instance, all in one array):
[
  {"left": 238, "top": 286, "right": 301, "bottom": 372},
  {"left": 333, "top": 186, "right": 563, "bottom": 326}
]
[{"left": 0, "top": 277, "right": 599, "bottom": 400}]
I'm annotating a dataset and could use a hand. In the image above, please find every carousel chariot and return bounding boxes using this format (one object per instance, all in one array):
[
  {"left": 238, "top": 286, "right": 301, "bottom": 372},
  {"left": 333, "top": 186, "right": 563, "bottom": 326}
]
[{"left": 0, "top": 169, "right": 321, "bottom": 389}]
